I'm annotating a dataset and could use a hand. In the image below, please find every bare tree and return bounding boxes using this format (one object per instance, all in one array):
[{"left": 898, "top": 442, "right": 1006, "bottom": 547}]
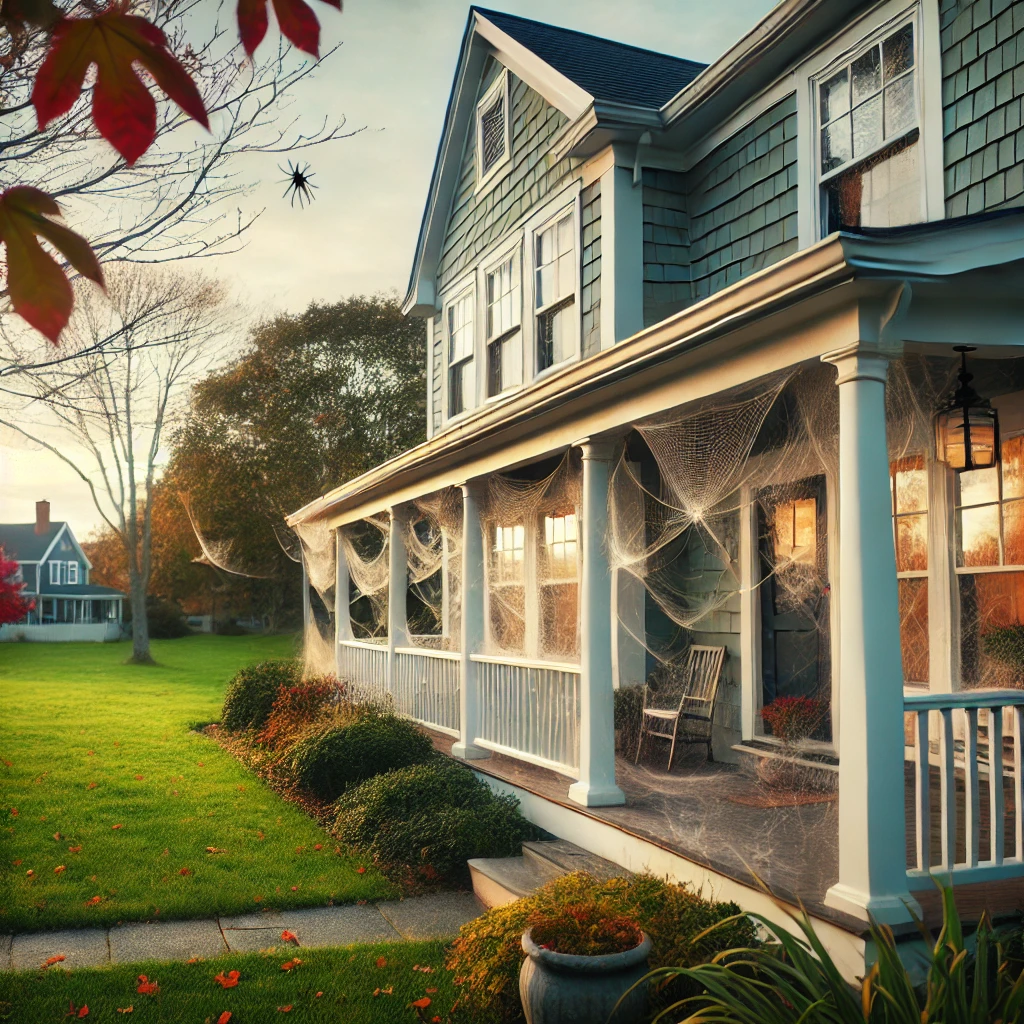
[{"left": 0, "top": 265, "right": 233, "bottom": 663}]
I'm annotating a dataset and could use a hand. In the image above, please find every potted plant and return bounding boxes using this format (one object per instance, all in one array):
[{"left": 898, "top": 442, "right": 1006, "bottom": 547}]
[
  {"left": 756, "top": 696, "right": 830, "bottom": 790},
  {"left": 519, "top": 900, "right": 651, "bottom": 1024}
]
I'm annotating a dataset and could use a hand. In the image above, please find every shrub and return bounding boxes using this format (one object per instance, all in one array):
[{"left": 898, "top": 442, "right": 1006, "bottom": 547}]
[
  {"left": 333, "top": 757, "right": 541, "bottom": 877},
  {"left": 760, "top": 696, "right": 828, "bottom": 742},
  {"left": 126, "top": 596, "right": 189, "bottom": 639},
  {"left": 614, "top": 684, "right": 644, "bottom": 755},
  {"left": 446, "top": 871, "right": 755, "bottom": 1024},
  {"left": 258, "top": 676, "right": 340, "bottom": 749},
  {"left": 289, "top": 713, "right": 433, "bottom": 801},
  {"left": 528, "top": 901, "right": 643, "bottom": 956},
  {"left": 983, "top": 624, "right": 1024, "bottom": 672},
  {"left": 220, "top": 660, "right": 300, "bottom": 732}
]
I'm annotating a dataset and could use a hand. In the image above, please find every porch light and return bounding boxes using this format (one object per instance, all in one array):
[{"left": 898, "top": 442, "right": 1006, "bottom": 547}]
[{"left": 935, "top": 346, "right": 999, "bottom": 472}]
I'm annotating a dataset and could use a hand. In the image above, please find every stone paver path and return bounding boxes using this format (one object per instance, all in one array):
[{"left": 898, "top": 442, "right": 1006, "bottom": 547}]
[{"left": 2, "top": 892, "right": 484, "bottom": 972}]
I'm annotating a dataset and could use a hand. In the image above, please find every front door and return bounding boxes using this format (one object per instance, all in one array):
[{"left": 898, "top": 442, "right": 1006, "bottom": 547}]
[{"left": 758, "top": 475, "right": 832, "bottom": 741}]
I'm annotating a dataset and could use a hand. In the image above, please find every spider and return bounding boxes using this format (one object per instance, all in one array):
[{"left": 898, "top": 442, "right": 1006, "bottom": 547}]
[{"left": 279, "top": 160, "right": 318, "bottom": 208}]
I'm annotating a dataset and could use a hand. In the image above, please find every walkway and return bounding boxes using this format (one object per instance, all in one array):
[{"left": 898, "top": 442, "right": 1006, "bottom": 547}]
[{"left": 0, "top": 891, "right": 485, "bottom": 972}]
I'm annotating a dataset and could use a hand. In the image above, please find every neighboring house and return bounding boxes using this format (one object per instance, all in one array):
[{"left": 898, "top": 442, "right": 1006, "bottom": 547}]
[
  {"left": 0, "top": 501, "right": 124, "bottom": 642},
  {"left": 289, "top": 2, "right": 1024, "bottom": 971}
]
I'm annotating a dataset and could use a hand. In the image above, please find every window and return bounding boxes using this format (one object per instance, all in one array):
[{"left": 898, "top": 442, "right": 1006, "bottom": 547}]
[
  {"left": 955, "top": 435, "right": 1024, "bottom": 686},
  {"left": 476, "top": 71, "right": 511, "bottom": 189},
  {"left": 49, "top": 560, "right": 61, "bottom": 585},
  {"left": 446, "top": 289, "right": 475, "bottom": 418},
  {"left": 485, "top": 250, "right": 522, "bottom": 396},
  {"left": 891, "top": 457, "right": 929, "bottom": 685},
  {"left": 817, "top": 21, "right": 921, "bottom": 234},
  {"left": 534, "top": 211, "right": 577, "bottom": 373},
  {"left": 490, "top": 524, "right": 526, "bottom": 652},
  {"left": 67, "top": 561, "right": 79, "bottom": 584},
  {"left": 773, "top": 498, "right": 817, "bottom": 566},
  {"left": 539, "top": 512, "right": 579, "bottom": 660}
]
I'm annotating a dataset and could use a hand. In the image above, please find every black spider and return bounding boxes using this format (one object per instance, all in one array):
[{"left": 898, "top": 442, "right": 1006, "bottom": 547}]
[{"left": 279, "top": 160, "right": 318, "bottom": 208}]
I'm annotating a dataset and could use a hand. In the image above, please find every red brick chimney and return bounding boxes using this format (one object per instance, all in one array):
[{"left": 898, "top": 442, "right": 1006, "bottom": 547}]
[{"left": 35, "top": 500, "right": 50, "bottom": 536}]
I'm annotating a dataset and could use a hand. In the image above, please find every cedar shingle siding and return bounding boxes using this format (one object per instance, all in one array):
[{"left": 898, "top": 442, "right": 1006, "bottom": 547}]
[
  {"left": 941, "top": 0, "right": 1024, "bottom": 216},
  {"left": 642, "top": 169, "right": 691, "bottom": 328},
  {"left": 581, "top": 178, "right": 602, "bottom": 358},
  {"left": 687, "top": 94, "right": 799, "bottom": 304}
]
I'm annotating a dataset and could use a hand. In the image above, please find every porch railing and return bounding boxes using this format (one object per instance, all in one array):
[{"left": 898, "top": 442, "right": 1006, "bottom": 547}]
[
  {"left": 472, "top": 654, "right": 581, "bottom": 776},
  {"left": 337, "top": 639, "right": 388, "bottom": 699},
  {"left": 905, "top": 689, "right": 1024, "bottom": 887},
  {"left": 393, "top": 647, "right": 461, "bottom": 737}
]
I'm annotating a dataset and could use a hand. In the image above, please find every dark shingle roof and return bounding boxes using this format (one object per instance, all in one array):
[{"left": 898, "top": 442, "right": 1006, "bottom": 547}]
[
  {"left": 474, "top": 8, "right": 706, "bottom": 109},
  {"left": 0, "top": 523, "right": 67, "bottom": 563},
  {"left": 39, "top": 583, "right": 124, "bottom": 598}
]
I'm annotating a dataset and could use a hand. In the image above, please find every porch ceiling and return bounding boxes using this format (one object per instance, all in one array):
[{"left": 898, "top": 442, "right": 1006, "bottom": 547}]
[{"left": 290, "top": 212, "right": 1024, "bottom": 529}]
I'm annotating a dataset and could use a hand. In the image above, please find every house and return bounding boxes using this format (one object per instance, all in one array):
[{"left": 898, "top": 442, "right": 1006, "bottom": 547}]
[
  {"left": 289, "top": 1, "right": 1024, "bottom": 972},
  {"left": 0, "top": 501, "right": 124, "bottom": 642}
]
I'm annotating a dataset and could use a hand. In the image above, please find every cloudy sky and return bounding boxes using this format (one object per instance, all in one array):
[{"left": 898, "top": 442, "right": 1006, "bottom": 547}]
[{"left": 0, "top": 0, "right": 775, "bottom": 536}]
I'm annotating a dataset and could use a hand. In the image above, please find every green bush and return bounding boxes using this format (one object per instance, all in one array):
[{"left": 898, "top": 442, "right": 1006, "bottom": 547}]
[
  {"left": 614, "top": 683, "right": 645, "bottom": 755},
  {"left": 446, "top": 871, "right": 756, "bottom": 1024},
  {"left": 125, "top": 596, "right": 189, "bottom": 639},
  {"left": 983, "top": 624, "right": 1024, "bottom": 671},
  {"left": 220, "top": 659, "right": 300, "bottom": 732},
  {"left": 289, "top": 713, "right": 433, "bottom": 801},
  {"left": 333, "top": 757, "right": 541, "bottom": 877}
]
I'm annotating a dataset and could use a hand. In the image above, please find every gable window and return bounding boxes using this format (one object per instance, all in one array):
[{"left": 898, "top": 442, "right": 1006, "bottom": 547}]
[
  {"left": 534, "top": 210, "right": 577, "bottom": 374},
  {"left": 817, "top": 20, "right": 921, "bottom": 234},
  {"left": 476, "top": 70, "right": 511, "bottom": 191},
  {"left": 446, "top": 288, "right": 475, "bottom": 418},
  {"left": 67, "top": 561, "right": 79, "bottom": 584},
  {"left": 49, "top": 560, "right": 61, "bottom": 585},
  {"left": 485, "top": 249, "right": 522, "bottom": 397}
]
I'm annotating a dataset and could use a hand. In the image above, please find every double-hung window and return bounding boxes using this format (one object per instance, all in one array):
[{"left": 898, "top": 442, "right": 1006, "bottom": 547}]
[
  {"left": 817, "top": 20, "right": 921, "bottom": 234},
  {"left": 485, "top": 249, "right": 522, "bottom": 397},
  {"left": 490, "top": 524, "right": 526, "bottom": 652},
  {"left": 49, "top": 560, "right": 61, "bottom": 585},
  {"left": 68, "top": 561, "right": 79, "bottom": 584},
  {"left": 890, "top": 456, "right": 929, "bottom": 685},
  {"left": 539, "top": 511, "right": 579, "bottom": 660},
  {"left": 534, "top": 209, "right": 577, "bottom": 374},
  {"left": 446, "top": 289, "right": 475, "bottom": 418}
]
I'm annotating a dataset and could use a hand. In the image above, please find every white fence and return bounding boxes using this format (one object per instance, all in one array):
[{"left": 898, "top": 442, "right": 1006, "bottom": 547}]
[
  {"left": 472, "top": 654, "right": 581, "bottom": 776},
  {"left": 905, "top": 689, "right": 1024, "bottom": 887},
  {"left": 337, "top": 639, "right": 389, "bottom": 699},
  {"left": 0, "top": 622, "right": 121, "bottom": 643},
  {"left": 394, "top": 647, "right": 461, "bottom": 737}
]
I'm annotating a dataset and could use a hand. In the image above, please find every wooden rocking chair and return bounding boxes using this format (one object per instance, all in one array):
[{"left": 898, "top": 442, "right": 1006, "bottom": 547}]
[{"left": 634, "top": 645, "right": 726, "bottom": 770}]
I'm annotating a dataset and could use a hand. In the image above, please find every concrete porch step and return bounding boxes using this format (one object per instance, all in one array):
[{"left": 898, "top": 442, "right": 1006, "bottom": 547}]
[{"left": 468, "top": 839, "right": 625, "bottom": 909}]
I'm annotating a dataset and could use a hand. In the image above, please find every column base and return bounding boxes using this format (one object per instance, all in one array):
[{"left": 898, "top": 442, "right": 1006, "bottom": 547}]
[
  {"left": 568, "top": 781, "right": 626, "bottom": 807},
  {"left": 451, "top": 741, "right": 491, "bottom": 760},
  {"left": 824, "top": 882, "right": 921, "bottom": 925}
]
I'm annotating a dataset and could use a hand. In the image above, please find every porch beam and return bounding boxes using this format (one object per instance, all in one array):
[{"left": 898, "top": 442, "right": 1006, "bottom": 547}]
[
  {"left": 822, "top": 344, "right": 919, "bottom": 925},
  {"left": 569, "top": 438, "right": 626, "bottom": 808}
]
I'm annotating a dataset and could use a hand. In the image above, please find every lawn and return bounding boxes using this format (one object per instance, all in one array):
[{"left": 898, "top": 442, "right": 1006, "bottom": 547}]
[
  {"left": 0, "top": 635, "right": 395, "bottom": 933},
  {"left": 0, "top": 939, "right": 453, "bottom": 1022}
]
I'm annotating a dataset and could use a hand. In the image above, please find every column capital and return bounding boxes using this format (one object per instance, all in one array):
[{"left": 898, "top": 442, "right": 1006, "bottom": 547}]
[
  {"left": 456, "top": 478, "right": 488, "bottom": 500},
  {"left": 387, "top": 502, "right": 412, "bottom": 522},
  {"left": 573, "top": 436, "right": 621, "bottom": 462},
  {"left": 821, "top": 344, "right": 893, "bottom": 386}
]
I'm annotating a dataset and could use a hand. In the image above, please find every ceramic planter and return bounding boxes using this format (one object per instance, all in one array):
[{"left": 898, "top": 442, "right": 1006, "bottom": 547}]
[{"left": 518, "top": 927, "right": 652, "bottom": 1024}]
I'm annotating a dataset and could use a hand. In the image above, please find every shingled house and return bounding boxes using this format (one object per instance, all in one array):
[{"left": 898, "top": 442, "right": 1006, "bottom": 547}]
[{"left": 289, "top": 2, "right": 1024, "bottom": 972}]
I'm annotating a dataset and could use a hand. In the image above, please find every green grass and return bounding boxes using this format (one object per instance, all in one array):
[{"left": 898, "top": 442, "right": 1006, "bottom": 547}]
[
  {"left": 0, "top": 636, "right": 396, "bottom": 934},
  {"left": 0, "top": 940, "right": 453, "bottom": 1022}
]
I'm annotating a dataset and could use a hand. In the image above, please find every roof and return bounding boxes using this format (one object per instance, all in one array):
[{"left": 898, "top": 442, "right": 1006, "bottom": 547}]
[
  {"left": 472, "top": 8, "right": 705, "bottom": 109},
  {"left": 39, "top": 583, "right": 125, "bottom": 598},
  {"left": 0, "top": 523, "right": 68, "bottom": 563}
]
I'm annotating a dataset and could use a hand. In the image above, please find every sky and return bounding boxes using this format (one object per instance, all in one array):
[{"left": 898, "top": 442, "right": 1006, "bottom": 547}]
[{"left": 0, "top": 0, "right": 776, "bottom": 538}]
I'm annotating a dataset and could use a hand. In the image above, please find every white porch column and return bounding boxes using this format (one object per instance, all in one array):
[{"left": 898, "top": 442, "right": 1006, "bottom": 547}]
[
  {"left": 453, "top": 480, "right": 489, "bottom": 759},
  {"left": 334, "top": 529, "right": 352, "bottom": 680},
  {"left": 822, "top": 346, "right": 918, "bottom": 924},
  {"left": 387, "top": 507, "right": 409, "bottom": 693},
  {"left": 569, "top": 439, "right": 626, "bottom": 807}
]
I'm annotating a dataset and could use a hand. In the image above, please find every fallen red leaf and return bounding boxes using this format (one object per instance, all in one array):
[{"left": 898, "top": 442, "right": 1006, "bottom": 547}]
[
  {"left": 356, "top": 866, "right": 366, "bottom": 874},
  {"left": 411, "top": 997, "right": 432, "bottom": 1009},
  {"left": 280, "top": 958, "right": 302, "bottom": 972},
  {"left": 12, "top": 860, "right": 21, "bottom": 867},
  {"left": 53, "top": 832, "right": 62, "bottom": 841},
  {"left": 314, "top": 992, "right": 323, "bottom": 998},
  {"left": 217, "top": 1014, "right": 232, "bottom": 1024},
  {"left": 136, "top": 975, "right": 159, "bottom": 995},
  {"left": 236, "top": 0, "right": 341, "bottom": 58},
  {"left": 78, "top": 1007, "right": 89, "bottom": 1019},
  {"left": 213, "top": 970, "right": 240, "bottom": 989},
  {"left": 112, "top": 824, "right": 123, "bottom": 830},
  {"left": 135, "top": 775, "right": 144, "bottom": 781},
  {"left": 87, "top": 783, "right": 96, "bottom": 790},
  {"left": 313, "top": 843, "right": 322, "bottom": 851},
  {"left": 277, "top": 1007, "right": 292, "bottom": 1013},
  {"left": 280, "top": 929, "right": 299, "bottom": 946},
  {"left": 26, "top": 869, "right": 34, "bottom": 877},
  {"left": 32, "top": 8, "right": 209, "bottom": 165},
  {"left": 375, "top": 957, "right": 386, "bottom": 969},
  {"left": 42, "top": 955, "right": 66, "bottom": 967},
  {"left": 178, "top": 867, "right": 191, "bottom": 876},
  {"left": 68, "top": 846, "right": 82, "bottom": 853},
  {"left": 426, "top": 987, "right": 437, "bottom": 993},
  {"left": 0, "top": 187, "right": 104, "bottom": 342},
  {"left": 54, "top": 865, "right": 66, "bottom": 875},
  {"left": 85, "top": 895, "right": 102, "bottom": 906},
  {"left": 116, "top": 1008, "right": 133, "bottom": 1014}
]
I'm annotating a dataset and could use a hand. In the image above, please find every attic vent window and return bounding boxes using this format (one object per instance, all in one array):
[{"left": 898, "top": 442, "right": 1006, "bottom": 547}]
[
  {"left": 481, "top": 94, "right": 506, "bottom": 174},
  {"left": 476, "top": 70, "right": 511, "bottom": 190}
]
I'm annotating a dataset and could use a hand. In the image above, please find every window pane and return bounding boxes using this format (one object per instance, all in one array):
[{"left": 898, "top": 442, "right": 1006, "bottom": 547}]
[
  {"left": 820, "top": 69, "right": 849, "bottom": 123},
  {"left": 1004, "top": 499, "right": 1024, "bottom": 565},
  {"left": 883, "top": 24, "right": 914, "bottom": 81},
  {"left": 883, "top": 75, "right": 915, "bottom": 138},
  {"left": 539, "top": 582, "right": 578, "bottom": 660},
  {"left": 500, "top": 332, "right": 521, "bottom": 390},
  {"left": 536, "top": 264, "right": 554, "bottom": 309},
  {"left": 556, "top": 251, "right": 575, "bottom": 298},
  {"left": 821, "top": 115, "right": 852, "bottom": 172},
  {"left": 894, "top": 462, "right": 927, "bottom": 513},
  {"left": 896, "top": 513, "right": 928, "bottom": 572},
  {"left": 898, "top": 577, "right": 929, "bottom": 684},
  {"left": 851, "top": 45, "right": 881, "bottom": 104},
  {"left": 1002, "top": 436, "right": 1024, "bottom": 499},
  {"left": 959, "top": 504, "right": 1000, "bottom": 567},
  {"left": 959, "top": 570, "right": 1024, "bottom": 687},
  {"left": 557, "top": 214, "right": 573, "bottom": 256},
  {"left": 852, "top": 93, "right": 883, "bottom": 158},
  {"left": 537, "top": 300, "right": 575, "bottom": 370},
  {"left": 481, "top": 94, "right": 505, "bottom": 173},
  {"left": 959, "top": 466, "right": 999, "bottom": 507}
]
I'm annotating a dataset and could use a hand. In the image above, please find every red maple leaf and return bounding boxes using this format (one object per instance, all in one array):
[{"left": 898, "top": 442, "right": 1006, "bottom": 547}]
[
  {"left": 217, "top": 1014, "right": 232, "bottom": 1024},
  {"left": 136, "top": 975, "right": 159, "bottom": 995},
  {"left": 280, "top": 929, "right": 299, "bottom": 945},
  {"left": 213, "top": 970, "right": 240, "bottom": 989},
  {"left": 32, "top": 5, "right": 209, "bottom": 166},
  {"left": 236, "top": 0, "right": 341, "bottom": 59}
]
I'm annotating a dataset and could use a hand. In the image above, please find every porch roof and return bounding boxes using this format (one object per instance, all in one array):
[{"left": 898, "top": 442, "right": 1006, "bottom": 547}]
[
  {"left": 291, "top": 210, "right": 1024, "bottom": 529},
  {"left": 39, "top": 584, "right": 125, "bottom": 599}
]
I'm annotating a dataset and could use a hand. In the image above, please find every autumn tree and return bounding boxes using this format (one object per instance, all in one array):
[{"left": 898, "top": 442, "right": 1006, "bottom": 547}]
[{"left": 0, "top": 548, "right": 33, "bottom": 626}]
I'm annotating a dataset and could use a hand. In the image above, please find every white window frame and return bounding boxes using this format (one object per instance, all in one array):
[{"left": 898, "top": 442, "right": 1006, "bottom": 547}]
[
  {"left": 49, "top": 560, "right": 61, "bottom": 585},
  {"left": 67, "top": 561, "right": 79, "bottom": 585},
  {"left": 794, "top": 0, "right": 945, "bottom": 247},
  {"left": 442, "top": 278, "right": 477, "bottom": 424},
  {"left": 475, "top": 68, "right": 512, "bottom": 195},
  {"left": 482, "top": 240, "right": 524, "bottom": 401}
]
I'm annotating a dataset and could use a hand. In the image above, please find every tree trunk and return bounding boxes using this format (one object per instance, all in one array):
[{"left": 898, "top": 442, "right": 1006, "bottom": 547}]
[{"left": 129, "top": 575, "right": 154, "bottom": 664}]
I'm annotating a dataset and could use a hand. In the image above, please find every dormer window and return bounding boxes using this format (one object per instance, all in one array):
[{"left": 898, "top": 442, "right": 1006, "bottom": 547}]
[
  {"left": 476, "top": 70, "right": 511, "bottom": 192},
  {"left": 817, "top": 20, "right": 921, "bottom": 235}
]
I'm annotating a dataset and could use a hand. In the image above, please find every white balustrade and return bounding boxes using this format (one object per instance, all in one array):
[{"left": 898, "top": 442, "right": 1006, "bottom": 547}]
[
  {"left": 472, "top": 655, "right": 581, "bottom": 776},
  {"left": 337, "top": 639, "right": 389, "bottom": 699},
  {"left": 905, "top": 689, "right": 1024, "bottom": 887},
  {"left": 393, "top": 647, "right": 461, "bottom": 737}
]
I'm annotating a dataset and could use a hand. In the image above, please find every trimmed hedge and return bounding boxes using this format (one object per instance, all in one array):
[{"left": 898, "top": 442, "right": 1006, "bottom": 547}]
[
  {"left": 288, "top": 713, "right": 433, "bottom": 801},
  {"left": 333, "top": 758, "right": 541, "bottom": 877},
  {"left": 220, "top": 660, "right": 300, "bottom": 732},
  {"left": 446, "top": 871, "right": 757, "bottom": 1023}
]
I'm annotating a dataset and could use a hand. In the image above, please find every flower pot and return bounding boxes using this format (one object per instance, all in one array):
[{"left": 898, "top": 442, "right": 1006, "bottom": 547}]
[{"left": 518, "top": 927, "right": 652, "bottom": 1024}]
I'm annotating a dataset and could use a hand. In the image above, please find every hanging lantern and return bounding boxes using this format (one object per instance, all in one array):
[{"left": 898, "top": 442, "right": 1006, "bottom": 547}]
[{"left": 935, "top": 346, "right": 1000, "bottom": 472}]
